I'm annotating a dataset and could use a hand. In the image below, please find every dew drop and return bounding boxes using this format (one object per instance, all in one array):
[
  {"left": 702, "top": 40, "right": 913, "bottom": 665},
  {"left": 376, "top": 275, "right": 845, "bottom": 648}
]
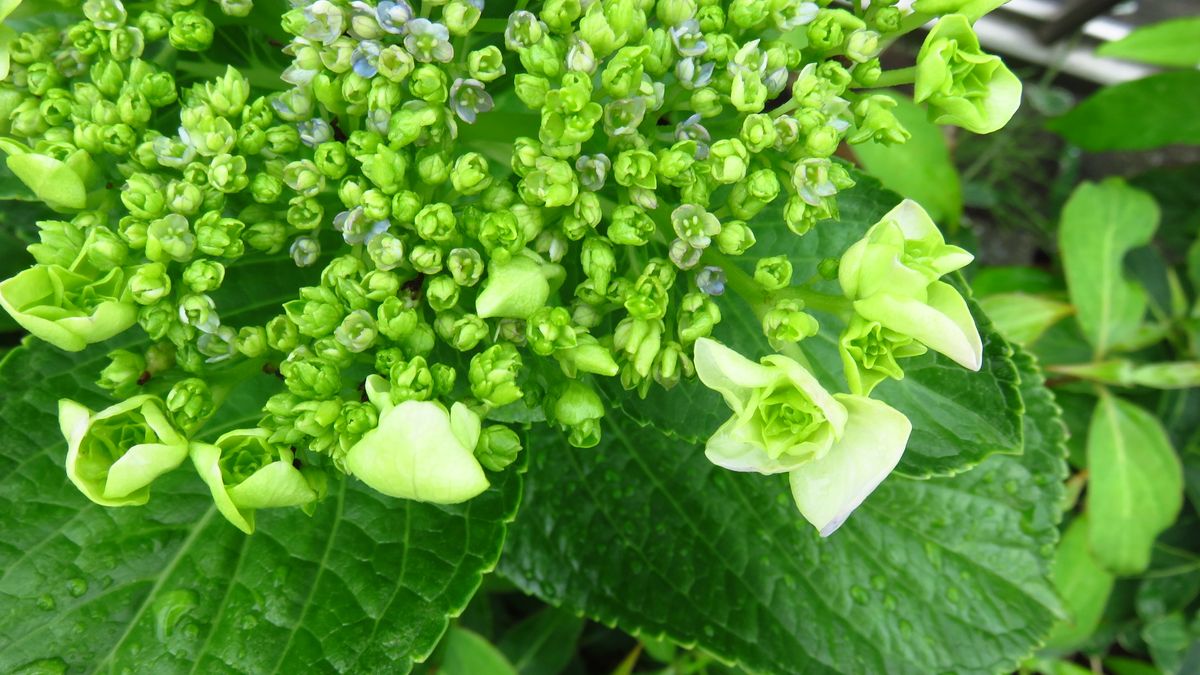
[
  {"left": 66, "top": 578, "right": 88, "bottom": 597},
  {"left": 850, "top": 585, "right": 869, "bottom": 604},
  {"left": 152, "top": 589, "right": 199, "bottom": 640},
  {"left": 238, "top": 614, "right": 259, "bottom": 630},
  {"left": 924, "top": 542, "right": 943, "bottom": 570},
  {"left": 702, "top": 625, "right": 715, "bottom": 637},
  {"left": 883, "top": 594, "right": 897, "bottom": 610},
  {"left": 870, "top": 574, "right": 886, "bottom": 590},
  {"left": 35, "top": 594, "right": 56, "bottom": 611},
  {"left": 1003, "top": 480, "right": 1019, "bottom": 495},
  {"left": 946, "top": 587, "right": 961, "bottom": 604},
  {"left": 182, "top": 622, "right": 200, "bottom": 639}
]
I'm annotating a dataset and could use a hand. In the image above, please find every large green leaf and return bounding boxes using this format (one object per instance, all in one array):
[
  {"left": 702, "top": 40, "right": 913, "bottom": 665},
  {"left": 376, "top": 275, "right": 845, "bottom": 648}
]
[
  {"left": 1058, "top": 179, "right": 1159, "bottom": 358},
  {"left": 1047, "top": 72, "right": 1200, "bottom": 151},
  {"left": 503, "top": 348, "right": 1066, "bottom": 674},
  {"left": 850, "top": 91, "right": 963, "bottom": 226},
  {"left": 606, "top": 174, "right": 1024, "bottom": 478},
  {"left": 1097, "top": 17, "right": 1200, "bottom": 68},
  {"left": 1087, "top": 392, "right": 1183, "bottom": 576},
  {"left": 0, "top": 257, "right": 524, "bottom": 673}
]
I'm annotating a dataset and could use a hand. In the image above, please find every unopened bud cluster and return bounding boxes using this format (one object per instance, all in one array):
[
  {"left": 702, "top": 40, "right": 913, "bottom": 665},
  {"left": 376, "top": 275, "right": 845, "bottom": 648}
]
[{"left": 0, "top": 0, "right": 1017, "bottom": 528}]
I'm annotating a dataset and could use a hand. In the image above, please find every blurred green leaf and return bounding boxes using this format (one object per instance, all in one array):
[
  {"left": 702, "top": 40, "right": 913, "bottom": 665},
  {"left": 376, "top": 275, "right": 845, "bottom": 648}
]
[
  {"left": 1087, "top": 393, "right": 1184, "bottom": 575},
  {"left": 971, "top": 266, "right": 1061, "bottom": 297},
  {"left": 1044, "top": 515, "right": 1116, "bottom": 650},
  {"left": 1105, "top": 656, "right": 1163, "bottom": 675},
  {"left": 1058, "top": 179, "right": 1159, "bottom": 357},
  {"left": 850, "top": 91, "right": 962, "bottom": 226},
  {"left": 1135, "top": 547, "right": 1200, "bottom": 621},
  {"left": 1097, "top": 17, "right": 1200, "bottom": 68},
  {"left": 1142, "top": 613, "right": 1196, "bottom": 674},
  {"left": 978, "top": 293, "right": 1073, "bottom": 346},
  {"left": 1047, "top": 72, "right": 1200, "bottom": 151},
  {"left": 497, "top": 607, "right": 585, "bottom": 675},
  {"left": 441, "top": 628, "right": 519, "bottom": 675}
]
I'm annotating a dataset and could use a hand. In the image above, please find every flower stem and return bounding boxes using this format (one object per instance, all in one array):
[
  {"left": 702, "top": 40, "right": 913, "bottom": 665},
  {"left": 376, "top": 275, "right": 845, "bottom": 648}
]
[{"left": 866, "top": 66, "right": 917, "bottom": 89}]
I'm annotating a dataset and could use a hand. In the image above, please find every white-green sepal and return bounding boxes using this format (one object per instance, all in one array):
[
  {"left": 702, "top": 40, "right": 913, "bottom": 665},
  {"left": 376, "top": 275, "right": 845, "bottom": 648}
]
[{"left": 789, "top": 394, "right": 911, "bottom": 536}]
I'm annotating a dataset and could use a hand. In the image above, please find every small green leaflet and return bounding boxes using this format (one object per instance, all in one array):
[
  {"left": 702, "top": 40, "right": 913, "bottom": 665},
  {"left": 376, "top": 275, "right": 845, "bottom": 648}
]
[
  {"left": 1097, "top": 17, "right": 1200, "bottom": 68},
  {"left": 1048, "top": 72, "right": 1200, "bottom": 152},
  {"left": 1086, "top": 392, "right": 1183, "bottom": 575},
  {"left": 1058, "top": 179, "right": 1159, "bottom": 358}
]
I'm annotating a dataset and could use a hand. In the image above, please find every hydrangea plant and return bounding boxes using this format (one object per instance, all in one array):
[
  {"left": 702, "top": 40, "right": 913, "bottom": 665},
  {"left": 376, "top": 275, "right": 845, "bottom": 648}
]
[{"left": 0, "top": 0, "right": 1056, "bottom": 670}]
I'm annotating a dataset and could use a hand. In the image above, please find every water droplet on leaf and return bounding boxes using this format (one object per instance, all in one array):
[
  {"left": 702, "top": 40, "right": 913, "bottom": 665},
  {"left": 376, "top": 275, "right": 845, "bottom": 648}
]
[
  {"left": 66, "top": 578, "right": 87, "bottom": 597},
  {"left": 35, "top": 594, "right": 56, "bottom": 611},
  {"left": 152, "top": 589, "right": 199, "bottom": 640}
]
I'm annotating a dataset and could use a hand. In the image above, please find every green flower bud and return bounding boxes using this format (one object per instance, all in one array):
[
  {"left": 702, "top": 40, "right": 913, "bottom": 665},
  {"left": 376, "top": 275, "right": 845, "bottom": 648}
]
[
  {"left": 265, "top": 315, "right": 300, "bottom": 353},
  {"left": 426, "top": 276, "right": 461, "bottom": 312},
  {"left": 448, "top": 247, "right": 485, "bottom": 286},
  {"left": 144, "top": 214, "right": 195, "bottom": 263},
  {"left": 849, "top": 95, "right": 911, "bottom": 145},
  {"left": 360, "top": 144, "right": 408, "bottom": 194},
  {"left": 839, "top": 315, "right": 928, "bottom": 396},
  {"left": 409, "top": 244, "right": 444, "bottom": 275},
  {"left": 741, "top": 113, "right": 778, "bottom": 153},
  {"left": 197, "top": 213, "right": 247, "bottom": 258},
  {"left": 59, "top": 396, "right": 188, "bottom": 506},
  {"left": 708, "top": 138, "right": 748, "bottom": 184},
  {"left": 469, "top": 343, "right": 524, "bottom": 408},
  {"left": 527, "top": 306, "right": 577, "bottom": 355},
  {"left": 476, "top": 252, "right": 552, "bottom": 319},
  {"left": 334, "top": 309, "right": 379, "bottom": 353},
  {"left": 0, "top": 265, "right": 136, "bottom": 351},
  {"left": 409, "top": 64, "right": 448, "bottom": 104},
  {"left": 613, "top": 148, "right": 657, "bottom": 190},
  {"left": 608, "top": 204, "right": 655, "bottom": 247},
  {"left": 450, "top": 152, "right": 492, "bottom": 195},
  {"left": 653, "top": 340, "right": 693, "bottom": 389},
  {"left": 204, "top": 66, "right": 250, "bottom": 118},
  {"left": 210, "top": 153, "right": 249, "bottom": 193},
  {"left": 284, "top": 286, "right": 344, "bottom": 339},
  {"left": 763, "top": 298, "right": 819, "bottom": 343},
  {"left": 447, "top": 312, "right": 491, "bottom": 351},
  {"left": 515, "top": 74, "right": 550, "bottom": 109},
  {"left": 468, "top": 45, "right": 505, "bottom": 82},
  {"left": 475, "top": 425, "right": 522, "bottom": 472},
  {"left": 914, "top": 15, "right": 1021, "bottom": 134},
  {"left": 614, "top": 317, "right": 663, "bottom": 378},
  {"left": 678, "top": 291, "right": 721, "bottom": 343},
  {"left": 166, "top": 377, "right": 214, "bottom": 433},
  {"left": 192, "top": 429, "right": 317, "bottom": 534},
  {"left": 445, "top": 0, "right": 481, "bottom": 35},
  {"left": 578, "top": 1, "right": 631, "bottom": 58},
  {"left": 123, "top": 171, "right": 169, "bottom": 217},
  {"left": 98, "top": 349, "right": 147, "bottom": 398},
  {"left": 689, "top": 87, "right": 723, "bottom": 117},
  {"left": 367, "top": 232, "right": 406, "bottom": 271},
  {"left": 281, "top": 355, "right": 342, "bottom": 399},
  {"left": 346, "top": 400, "right": 488, "bottom": 504},
  {"left": 376, "top": 297, "right": 418, "bottom": 340},
  {"left": 755, "top": 256, "right": 793, "bottom": 291},
  {"left": 519, "top": 156, "right": 579, "bottom": 208},
  {"left": 551, "top": 381, "right": 604, "bottom": 448},
  {"left": 288, "top": 198, "right": 325, "bottom": 232},
  {"left": 169, "top": 11, "right": 215, "bottom": 51},
  {"left": 234, "top": 325, "right": 268, "bottom": 358},
  {"left": 383, "top": 355, "right": 433, "bottom": 403}
]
